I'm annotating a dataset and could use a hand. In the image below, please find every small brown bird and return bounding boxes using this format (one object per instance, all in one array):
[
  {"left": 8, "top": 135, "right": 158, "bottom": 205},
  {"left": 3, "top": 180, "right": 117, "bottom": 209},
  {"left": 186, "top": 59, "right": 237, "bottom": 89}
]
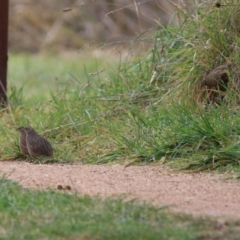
[
  {"left": 16, "top": 126, "right": 29, "bottom": 156},
  {"left": 201, "top": 65, "right": 229, "bottom": 91},
  {"left": 24, "top": 126, "right": 53, "bottom": 158}
]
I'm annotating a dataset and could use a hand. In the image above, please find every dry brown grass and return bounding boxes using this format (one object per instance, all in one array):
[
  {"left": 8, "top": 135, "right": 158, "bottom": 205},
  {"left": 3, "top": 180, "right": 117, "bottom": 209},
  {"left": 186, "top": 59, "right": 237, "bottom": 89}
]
[{"left": 9, "top": 0, "right": 182, "bottom": 52}]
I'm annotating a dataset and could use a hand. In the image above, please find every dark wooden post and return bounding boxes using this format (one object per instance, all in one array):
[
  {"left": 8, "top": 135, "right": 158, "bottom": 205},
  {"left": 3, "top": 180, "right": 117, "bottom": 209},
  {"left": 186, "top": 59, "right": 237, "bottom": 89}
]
[{"left": 0, "top": 0, "right": 9, "bottom": 106}]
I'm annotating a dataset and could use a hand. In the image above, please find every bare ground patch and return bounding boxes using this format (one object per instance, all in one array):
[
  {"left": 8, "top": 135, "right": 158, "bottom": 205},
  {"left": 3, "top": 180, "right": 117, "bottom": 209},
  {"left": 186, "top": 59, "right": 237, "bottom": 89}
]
[{"left": 1, "top": 161, "right": 240, "bottom": 219}]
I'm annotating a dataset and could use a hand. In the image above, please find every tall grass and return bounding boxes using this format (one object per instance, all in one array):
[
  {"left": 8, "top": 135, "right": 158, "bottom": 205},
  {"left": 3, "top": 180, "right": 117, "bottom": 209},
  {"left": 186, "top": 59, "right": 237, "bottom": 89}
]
[
  {"left": 9, "top": 0, "right": 177, "bottom": 52},
  {"left": 2, "top": 2, "right": 240, "bottom": 174}
]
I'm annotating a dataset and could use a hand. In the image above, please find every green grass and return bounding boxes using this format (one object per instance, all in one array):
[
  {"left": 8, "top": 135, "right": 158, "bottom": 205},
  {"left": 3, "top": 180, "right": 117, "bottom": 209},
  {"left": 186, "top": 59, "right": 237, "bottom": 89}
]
[
  {"left": 3, "top": 1, "right": 240, "bottom": 174},
  {"left": 8, "top": 53, "right": 110, "bottom": 100},
  {"left": 0, "top": 177, "right": 240, "bottom": 240},
  {"left": 2, "top": 2, "right": 240, "bottom": 238},
  {"left": 5, "top": 51, "right": 240, "bottom": 174}
]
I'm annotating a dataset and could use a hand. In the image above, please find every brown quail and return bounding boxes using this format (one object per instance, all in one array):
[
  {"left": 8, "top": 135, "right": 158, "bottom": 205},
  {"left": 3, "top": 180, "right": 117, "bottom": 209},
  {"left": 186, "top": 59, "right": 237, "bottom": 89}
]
[
  {"left": 25, "top": 126, "right": 53, "bottom": 158},
  {"left": 16, "top": 126, "right": 29, "bottom": 156},
  {"left": 202, "top": 65, "right": 229, "bottom": 91}
]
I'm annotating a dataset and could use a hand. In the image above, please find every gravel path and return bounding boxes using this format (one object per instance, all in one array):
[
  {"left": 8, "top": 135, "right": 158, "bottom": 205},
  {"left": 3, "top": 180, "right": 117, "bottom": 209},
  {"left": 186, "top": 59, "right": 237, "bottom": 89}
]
[{"left": 1, "top": 161, "right": 240, "bottom": 219}]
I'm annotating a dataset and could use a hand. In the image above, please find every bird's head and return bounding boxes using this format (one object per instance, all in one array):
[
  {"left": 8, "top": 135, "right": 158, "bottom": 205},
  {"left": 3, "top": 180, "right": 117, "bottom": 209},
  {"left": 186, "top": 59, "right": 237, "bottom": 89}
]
[
  {"left": 24, "top": 127, "right": 35, "bottom": 133},
  {"left": 16, "top": 126, "right": 26, "bottom": 133}
]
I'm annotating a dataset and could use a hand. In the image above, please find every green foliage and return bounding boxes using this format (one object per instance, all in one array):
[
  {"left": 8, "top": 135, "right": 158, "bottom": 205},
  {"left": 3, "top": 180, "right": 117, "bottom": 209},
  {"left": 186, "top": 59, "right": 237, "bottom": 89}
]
[
  {"left": 4, "top": 1, "right": 240, "bottom": 174},
  {"left": 4, "top": 2, "right": 240, "bottom": 238},
  {"left": 0, "top": 177, "right": 240, "bottom": 239}
]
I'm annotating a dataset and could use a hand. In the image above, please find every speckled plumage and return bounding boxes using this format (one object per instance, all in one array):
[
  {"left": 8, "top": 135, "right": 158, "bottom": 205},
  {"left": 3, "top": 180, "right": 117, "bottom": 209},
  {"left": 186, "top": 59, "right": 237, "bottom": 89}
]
[
  {"left": 17, "top": 126, "right": 53, "bottom": 158},
  {"left": 202, "top": 65, "right": 229, "bottom": 91},
  {"left": 24, "top": 127, "right": 53, "bottom": 158}
]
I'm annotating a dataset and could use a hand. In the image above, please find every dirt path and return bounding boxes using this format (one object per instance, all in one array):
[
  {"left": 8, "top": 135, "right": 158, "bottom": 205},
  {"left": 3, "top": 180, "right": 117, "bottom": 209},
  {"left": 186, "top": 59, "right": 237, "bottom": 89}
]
[{"left": 1, "top": 161, "right": 240, "bottom": 219}]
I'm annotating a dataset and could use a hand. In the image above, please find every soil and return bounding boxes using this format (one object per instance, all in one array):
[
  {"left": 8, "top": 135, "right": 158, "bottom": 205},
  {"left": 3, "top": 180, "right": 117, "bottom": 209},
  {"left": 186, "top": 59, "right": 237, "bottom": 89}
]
[{"left": 1, "top": 161, "right": 240, "bottom": 219}]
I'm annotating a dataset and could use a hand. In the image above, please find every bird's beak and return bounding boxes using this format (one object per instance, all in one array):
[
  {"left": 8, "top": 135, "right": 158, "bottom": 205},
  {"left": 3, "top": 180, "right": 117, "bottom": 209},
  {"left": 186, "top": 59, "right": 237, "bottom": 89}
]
[{"left": 16, "top": 127, "right": 22, "bottom": 132}]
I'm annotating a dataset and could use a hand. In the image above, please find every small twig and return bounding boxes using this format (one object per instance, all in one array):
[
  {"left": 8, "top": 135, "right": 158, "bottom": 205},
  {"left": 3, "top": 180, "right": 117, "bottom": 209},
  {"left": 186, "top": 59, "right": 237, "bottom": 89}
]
[
  {"left": 62, "top": 8, "right": 72, "bottom": 12},
  {"left": 89, "top": 69, "right": 105, "bottom": 77},
  {"left": 78, "top": 82, "right": 91, "bottom": 97}
]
